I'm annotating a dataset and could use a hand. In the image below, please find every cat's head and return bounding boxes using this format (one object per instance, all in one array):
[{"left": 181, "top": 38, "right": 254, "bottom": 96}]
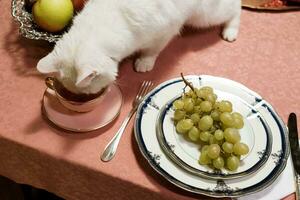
[{"left": 37, "top": 39, "right": 118, "bottom": 94}]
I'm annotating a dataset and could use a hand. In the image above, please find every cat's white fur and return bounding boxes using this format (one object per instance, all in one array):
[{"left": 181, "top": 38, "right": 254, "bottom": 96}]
[{"left": 37, "top": 0, "right": 241, "bottom": 94}]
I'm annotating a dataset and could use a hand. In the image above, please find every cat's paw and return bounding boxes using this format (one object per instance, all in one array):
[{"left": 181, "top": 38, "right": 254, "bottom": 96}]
[
  {"left": 135, "top": 56, "right": 156, "bottom": 72},
  {"left": 222, "top": 27, "right": 238, "bottom": 42}
]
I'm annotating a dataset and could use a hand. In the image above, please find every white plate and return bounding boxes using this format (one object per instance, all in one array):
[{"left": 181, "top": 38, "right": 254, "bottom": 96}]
[{"left": 134, "top": 75, "right": 289, "bottom": 198}]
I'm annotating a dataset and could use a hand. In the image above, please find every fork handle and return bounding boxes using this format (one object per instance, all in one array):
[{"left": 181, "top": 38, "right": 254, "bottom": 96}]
[{"left": 101, "top": 107, "right": 137, "bottom": 162}]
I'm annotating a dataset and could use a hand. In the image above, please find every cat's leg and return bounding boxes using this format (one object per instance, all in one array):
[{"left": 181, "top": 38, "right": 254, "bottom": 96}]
[
  {"left": 222, "top": 12, "right": 240, "bottom": 42},
  {"left": 135, "top": 36, "right": 173, "bottom": 72},
  {"left": 135, "top": 54, "right": 157, "bottom": 72}
]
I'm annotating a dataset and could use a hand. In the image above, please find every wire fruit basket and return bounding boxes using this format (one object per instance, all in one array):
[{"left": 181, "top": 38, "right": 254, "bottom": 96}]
[{"left": 11, "top": 0, "right": 62, "bottom": 43}]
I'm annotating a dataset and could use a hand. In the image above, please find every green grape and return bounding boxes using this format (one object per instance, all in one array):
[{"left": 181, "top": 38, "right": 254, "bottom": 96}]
[
  {"left": 221, "top": 123, "right": 230, "bottom": 131},
  {"left": 211, "top": 110, "right": 220, "bottom": 121},
  {"left": 173, "top": 110, "right": 186, "bottom": 121},
  {"left": 207, "top": 144, "right": 221, "bottom": 159},
  {"left": 190, "top": 90, "right": 198, "bottom": 99},
  {"left": 222, "top": 142, "right": 234, "bottom": 153},
  {"left": 190, "top": 113, "right": 201, "bottom": 123},
  {"left": 220, "top": 112, "right": 234, "bottom": 127},
  {"left": 224, "top": 128, "right": 241, "bottom": 144},
  {"left": 219, "top": 100, "right": 233, "bottom": 113},
  {"left": 214, "top": 102, "right": 221, "bottom": 110},
  {"left": 232, "top": 112, "right": 243, "bottom": 120},
  {"left": 176, "top": 123, "right": 186, "bottom": 134},
  {"left": 183, "top": 98, "right": 194, "bottom": 112},
  {"left": 200, "top": 101, "right": 212, "bottom": 112},
  {"left": 206, "top": 93, "right": 216, "bottom": 104},
  {"left": 188, "top": 126, "right": 200, "bottom": 141},
  {"left": 201, "top": 145, "right": 209, "bottom": 152},
  {"left": 200, "top": 131, "right": 211, "bottom": 142},
  {"left": 198, "top": 115, "right": 213, "bottom": 131},
  {"left": 233, "top": 142, "right": 249, "bottom": 155},
  {"left": 214, "top": 129, "right": 224, "bottom": 140},
  {"left": 232, "top": 113, "right": 244, "bottom": 129},
  {"left": 199, "top": 151, "right": 211, "bottom": 165},
  {"left": 197, "top": 87, "right": 213, "bottom": 100},
  {"left": 176, "top": 119, "right": 194, "bottom": 134},
  {"left": 173, "top": 99, "right": 184, "bottom": 110},
  {"left": 201, "top": 86, "right": 213, "bottom": 94},
  {"left": 213, "top": 157, "right": 225, "bottom": 169},
  {"left": 233, "top": 117, "right": 244, "bottom": 129},
  {"left": 196, "top": 89, "right": 206, "bottom": 99},
  {"left": 226, "top": 156, "right": 240, "bottom": 171},
  {"left": 209, "top": 136, "right": 218, "bottom": 144}
]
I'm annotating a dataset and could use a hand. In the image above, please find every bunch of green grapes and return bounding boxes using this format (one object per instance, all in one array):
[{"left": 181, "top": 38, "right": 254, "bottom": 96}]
[{"left": 173, "top": 86, "right": 249, "bottom": 171}]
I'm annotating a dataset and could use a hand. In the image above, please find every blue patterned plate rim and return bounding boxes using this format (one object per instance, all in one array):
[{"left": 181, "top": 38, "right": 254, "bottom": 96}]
[{"left": 134, "top": 75, "right": 289, "bottom": 198}]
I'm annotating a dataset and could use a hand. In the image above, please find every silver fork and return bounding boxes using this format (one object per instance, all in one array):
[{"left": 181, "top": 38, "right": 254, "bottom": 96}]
[{"left": 101, "top": 80, "right": 153, "bottom": 162}]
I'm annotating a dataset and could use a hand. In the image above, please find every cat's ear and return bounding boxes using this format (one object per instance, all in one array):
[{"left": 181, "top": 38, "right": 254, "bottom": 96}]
[
  {"left": 75, "top": 68, "right": 98, "bottom": 88},
  {"left": 37, "top": 53, "right": 57, "bottom": 73}
]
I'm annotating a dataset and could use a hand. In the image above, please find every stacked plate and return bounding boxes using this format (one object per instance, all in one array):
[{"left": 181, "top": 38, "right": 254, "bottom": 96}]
[{"left": 134, "top": 75, "right": 289, "bottom": 198}]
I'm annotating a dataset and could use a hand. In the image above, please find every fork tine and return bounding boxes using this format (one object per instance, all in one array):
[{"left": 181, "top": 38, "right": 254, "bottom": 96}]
[
  {"left": 139, "top": 81, "right": 153, "bottom": 100},
  {"left": 144, "top": 81, "right": 153, "bottom": 95},
  {"left": 136, "top": 81, "right": 149, "bottom": 102},
  {"left": 135, "top": 81, "right": 147, "bottom": 101}
]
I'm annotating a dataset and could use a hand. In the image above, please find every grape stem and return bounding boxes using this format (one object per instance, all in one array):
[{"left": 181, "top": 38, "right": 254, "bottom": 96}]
[{"left": 180, "top": 73, "right": 194, "bottom": 92}]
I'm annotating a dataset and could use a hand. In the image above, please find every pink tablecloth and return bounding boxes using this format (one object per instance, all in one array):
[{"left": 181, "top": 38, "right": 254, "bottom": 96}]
[{"left": 0, "top": 1, "right": 299, "bottom": 199}]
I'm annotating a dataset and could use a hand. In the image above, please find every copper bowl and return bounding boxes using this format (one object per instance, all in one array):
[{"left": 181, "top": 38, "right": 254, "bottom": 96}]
[{"left": 45, "top": 77, "right": 108, "bottom": 113}]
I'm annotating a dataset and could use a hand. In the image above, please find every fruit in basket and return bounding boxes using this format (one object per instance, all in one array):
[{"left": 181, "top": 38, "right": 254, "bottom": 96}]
[
  {"left": 32, "top": 0, "right": 74, "bottom": 32},
  {"left": 173, "top": 74, "right": 249, "bottom": 172},
  {"left": 72, "top": 0, "right": 87, "bottom": 11}
]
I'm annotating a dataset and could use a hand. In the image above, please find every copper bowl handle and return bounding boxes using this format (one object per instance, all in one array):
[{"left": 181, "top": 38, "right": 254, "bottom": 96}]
[{"left": 45, "top": 77, "right": 56, "bottom": 91}]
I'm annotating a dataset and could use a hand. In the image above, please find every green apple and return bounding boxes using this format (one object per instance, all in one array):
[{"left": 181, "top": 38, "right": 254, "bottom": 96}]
[{"left": 33, "top": 0, "right": 74, "bottom": 33}]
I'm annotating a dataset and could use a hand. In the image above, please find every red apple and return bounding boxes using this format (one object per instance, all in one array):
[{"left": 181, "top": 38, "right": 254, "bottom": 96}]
[{"left": 72, "top": 0, "right": 87, "bottom": 12}]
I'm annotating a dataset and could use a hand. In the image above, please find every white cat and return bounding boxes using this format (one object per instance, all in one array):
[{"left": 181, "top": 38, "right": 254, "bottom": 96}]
[{"left": 37, "top": 0, "right": 241, "bottom": 94}]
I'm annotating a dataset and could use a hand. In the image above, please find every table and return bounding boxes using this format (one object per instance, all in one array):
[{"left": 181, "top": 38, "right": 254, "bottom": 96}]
[{"left": 0, "top": 1, "right": 299, "bottom": 199}]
